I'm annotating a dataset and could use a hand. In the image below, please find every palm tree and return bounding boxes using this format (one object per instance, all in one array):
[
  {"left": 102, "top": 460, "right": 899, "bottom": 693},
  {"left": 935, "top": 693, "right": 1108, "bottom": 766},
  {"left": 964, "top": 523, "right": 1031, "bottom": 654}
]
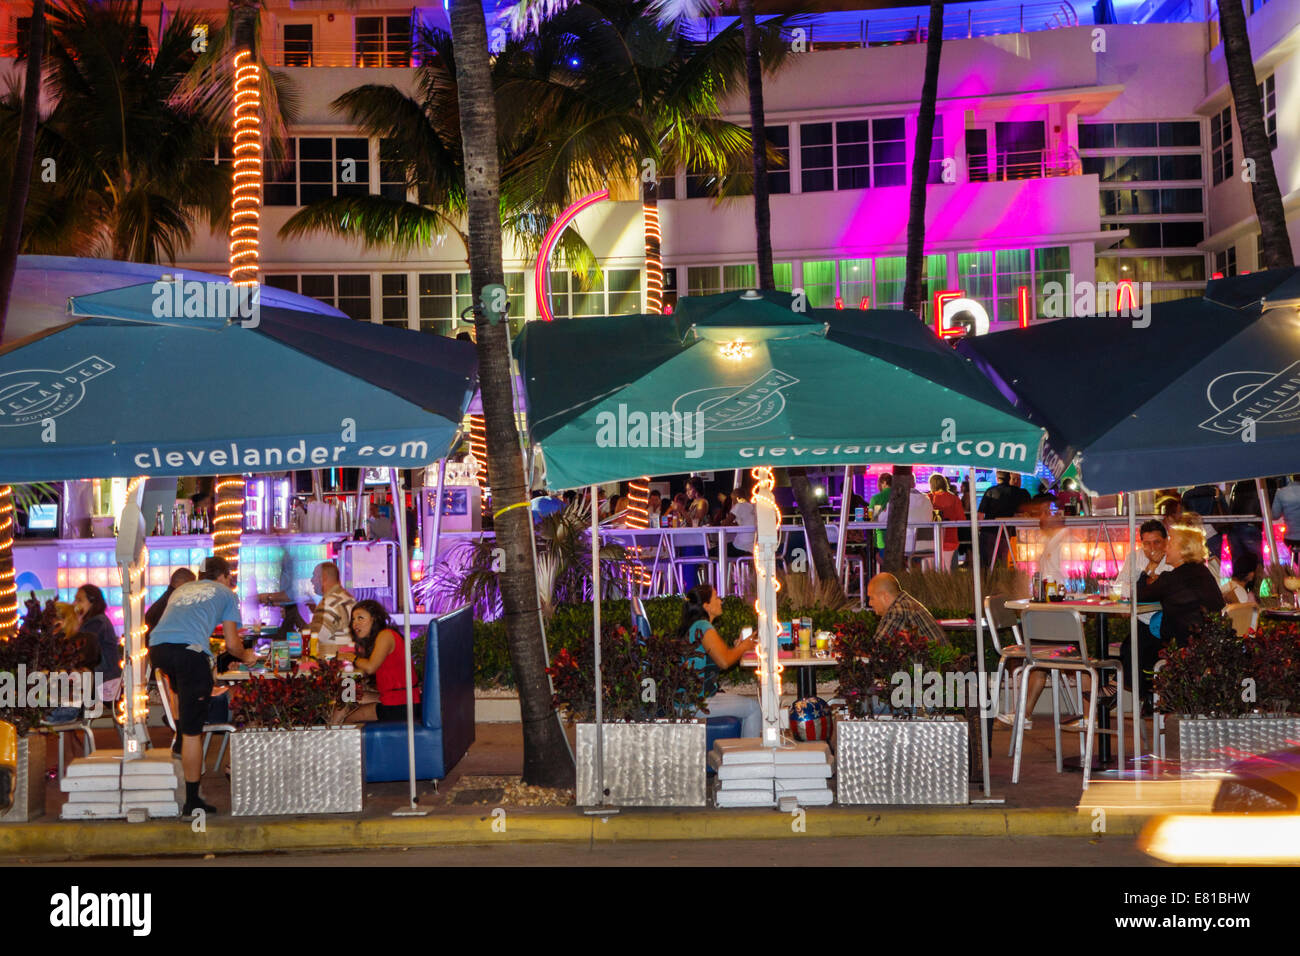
[
  {"left": 0, "top": 0, "right": 45, "bottom": 640},
  {"left": 18, "top": 0, "right": 232, "bottom": 263},
  {"left": 1216, "top": 0, "right": 1294, "bottom": 269},
  {"left": 278, "top": 25, "right": 602, "bottom": 288},
  {"left": 449, "top": 0, "right": 575, "bottom": 788},
  {"left": 882, "top": 0, "right": 945, "bottom": 575}
]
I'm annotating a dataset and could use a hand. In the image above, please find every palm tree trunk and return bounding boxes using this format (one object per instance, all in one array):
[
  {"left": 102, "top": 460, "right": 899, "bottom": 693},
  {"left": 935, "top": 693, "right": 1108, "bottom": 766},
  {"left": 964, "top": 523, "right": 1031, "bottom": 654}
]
[
  {"left": 642, "top": 179, "right": 662, "bottom": 314},
  {"left": 0, "top": 0, "right": 45, "bottom": 342},
  {"left": 788, "top": 470, "right": 838, "bottom": 583},
  {"left": 1217, "top": 0, "right": 1294, "bottom": 269},
  {"left": 449, "top": 0, "right": 574, "bottom": 788},
  {"left": 738, "top": 0, "right": 774, "bottom": 290},
  {"left": 883, "top": 0, "right": 944, "bottom": 575}
]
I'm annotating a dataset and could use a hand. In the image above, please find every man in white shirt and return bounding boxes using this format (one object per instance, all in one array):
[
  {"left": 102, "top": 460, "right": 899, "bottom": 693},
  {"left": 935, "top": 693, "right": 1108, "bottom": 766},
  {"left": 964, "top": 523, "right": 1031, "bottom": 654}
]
[
  {"left": 1115, "top": 519, "right": 1171, "bottom": 700},
  {"left": 306, "top": 561, "right": 356, "bottom": 651},
  {"left": 729, "top": 489, "right": 756, "bottom": 554}
]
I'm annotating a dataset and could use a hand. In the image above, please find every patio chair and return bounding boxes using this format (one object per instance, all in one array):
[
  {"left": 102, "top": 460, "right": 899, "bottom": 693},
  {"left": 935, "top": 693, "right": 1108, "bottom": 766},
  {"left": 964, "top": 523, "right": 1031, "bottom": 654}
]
[
  {"left": 1012, "top": 608, "right": 1125, "bottom": 790},
  {"left": 154, "top": 669, "right": 236, "bottom": 774},
  {"left": 38, "top": 679, "right": 116, "bottom": 782},
  {"left": 668, "top": 530, "right": 715, "bottom": 594},
  {"left": 1224, "top": 603, "right": 1259, "bottom": 637}
]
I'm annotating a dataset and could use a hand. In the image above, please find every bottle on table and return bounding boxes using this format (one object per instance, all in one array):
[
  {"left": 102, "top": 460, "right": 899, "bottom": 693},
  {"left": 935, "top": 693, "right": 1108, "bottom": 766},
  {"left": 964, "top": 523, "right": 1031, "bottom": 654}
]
[{"left": 152, "top": 506, "right": 163, "bottom": 536}]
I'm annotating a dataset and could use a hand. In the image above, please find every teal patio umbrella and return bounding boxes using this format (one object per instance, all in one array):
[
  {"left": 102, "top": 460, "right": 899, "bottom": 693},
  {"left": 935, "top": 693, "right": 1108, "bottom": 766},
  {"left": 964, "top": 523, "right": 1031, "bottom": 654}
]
[{"left": 516, "top": 290, "right": 1046, "bottom": 800}]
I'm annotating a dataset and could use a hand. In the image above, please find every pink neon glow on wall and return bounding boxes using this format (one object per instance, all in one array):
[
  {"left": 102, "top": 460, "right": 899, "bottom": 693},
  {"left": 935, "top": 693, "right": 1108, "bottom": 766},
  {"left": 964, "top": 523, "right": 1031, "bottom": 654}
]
[{"left": 534, "top": 190, "right": 609, "bottom": 322}]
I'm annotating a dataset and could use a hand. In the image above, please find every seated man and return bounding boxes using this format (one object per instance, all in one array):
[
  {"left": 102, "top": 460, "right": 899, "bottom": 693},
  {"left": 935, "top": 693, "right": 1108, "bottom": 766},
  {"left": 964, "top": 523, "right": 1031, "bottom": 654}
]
[
  {"left": 304, "top": 561, "right": 356, "bottom": 651},
  {"left": 867, "top": 573, "right": 947, "bottom": 646}
]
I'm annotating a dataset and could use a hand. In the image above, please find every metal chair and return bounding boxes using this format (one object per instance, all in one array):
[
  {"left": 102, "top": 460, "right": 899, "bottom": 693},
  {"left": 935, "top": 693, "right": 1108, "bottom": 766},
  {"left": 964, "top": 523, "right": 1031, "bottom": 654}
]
[
  {"left": 667, "top": 530, "right": 716, "bottom": 595},
  {"left": 1012, "top": 608, "right": 1125, "bottom": 790},
  {"left": 154, "top": 669, "right": 236, "bottom": 774},
  {"left": 984, "top": 597, "right": 1083, "bottom": 754}
]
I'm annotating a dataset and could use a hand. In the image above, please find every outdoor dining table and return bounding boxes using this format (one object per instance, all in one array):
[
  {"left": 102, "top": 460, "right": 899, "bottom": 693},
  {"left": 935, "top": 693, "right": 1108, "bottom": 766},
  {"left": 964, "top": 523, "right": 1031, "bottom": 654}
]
[
  {"left": 1260, "top": 606, "right": 1300, "bottom": 620},
  {"left": 1004, "top": 597, "right": 1158, "bottom": 767},
  {"left": 740, "top": 650, "right": 833, "bottom": 699}
]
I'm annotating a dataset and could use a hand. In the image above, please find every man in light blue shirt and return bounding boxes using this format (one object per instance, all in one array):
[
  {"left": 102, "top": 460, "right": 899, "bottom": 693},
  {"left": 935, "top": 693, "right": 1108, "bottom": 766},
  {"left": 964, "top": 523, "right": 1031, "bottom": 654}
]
[
  {"left": 1271, "top": 475, "right": 1300, "bottom": 565},
  {"left": 149, "top": 556, "right": 253, "bottom": 817}
]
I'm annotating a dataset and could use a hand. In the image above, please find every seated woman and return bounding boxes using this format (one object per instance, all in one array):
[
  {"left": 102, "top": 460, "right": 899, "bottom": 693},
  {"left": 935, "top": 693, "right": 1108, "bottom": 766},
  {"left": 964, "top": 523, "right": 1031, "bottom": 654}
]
[
  {"left": 679, "top": 584, "right": 761, "bottom": 738},
  {"left": 43, "top": 630, "right": 102, "bottom": 726},
  {"left": 343, "top": 600, "right": 421, "bottom": 723},
  {"left": 1136, "top": 524, "right": 1226, "bottom": 694}
]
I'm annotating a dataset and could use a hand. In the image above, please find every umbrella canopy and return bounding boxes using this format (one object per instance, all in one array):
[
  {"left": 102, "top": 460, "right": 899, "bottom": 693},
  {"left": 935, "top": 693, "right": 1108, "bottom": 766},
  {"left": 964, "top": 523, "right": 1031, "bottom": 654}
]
[
  {"left": 0, "top": 259, "right": 477, "bottom": 481},
  {"left": 516, "top": 290, "right": 1044, "bottom": 489},
  {"left": 957, "top": 269, "right": 1300, "bottom": 494}
]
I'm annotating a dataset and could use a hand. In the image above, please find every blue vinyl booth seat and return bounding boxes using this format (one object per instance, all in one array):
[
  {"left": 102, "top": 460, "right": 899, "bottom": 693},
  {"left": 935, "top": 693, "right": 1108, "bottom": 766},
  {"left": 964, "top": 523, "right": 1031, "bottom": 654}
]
[{"left": 363, "top": 605, "right": 475, "bottom": 783}]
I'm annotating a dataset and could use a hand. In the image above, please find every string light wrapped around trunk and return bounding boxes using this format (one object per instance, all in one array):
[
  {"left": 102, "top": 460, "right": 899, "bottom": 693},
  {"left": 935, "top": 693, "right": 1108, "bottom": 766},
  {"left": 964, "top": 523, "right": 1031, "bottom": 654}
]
[
  {"left": 229, "top": 50, "right": 261, "bottom": 285},
  {"left": 120, "top": 477, "right": 151, "bottom": 737},
  {"left": 469, "top": 414, "right": 490, "bottom": 517},
  {"left": 213, "top": 476, "right": 245, "bottom": 580},
  {"left": 644, "top": 203, "right": 662, "bottom": 314},
  {"left": 751, "top": 465, "right": 783, "bottom": 742},
  {"left": 625, "top": 477, "right": 652, "bottom": 587},
  {"left": 0, "top": 485, "right": 15, "bottom": 639}
]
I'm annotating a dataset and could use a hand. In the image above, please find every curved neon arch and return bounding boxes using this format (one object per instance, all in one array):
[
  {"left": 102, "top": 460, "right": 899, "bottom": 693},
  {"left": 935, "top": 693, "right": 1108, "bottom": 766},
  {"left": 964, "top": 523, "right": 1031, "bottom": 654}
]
[{"left": 534, "top": 190, "right": 609, "bottom": 322}]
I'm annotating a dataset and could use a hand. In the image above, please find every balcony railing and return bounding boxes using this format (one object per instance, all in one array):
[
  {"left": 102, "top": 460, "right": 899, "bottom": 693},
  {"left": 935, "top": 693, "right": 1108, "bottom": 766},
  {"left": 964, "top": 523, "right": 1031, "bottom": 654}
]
[
  {"left": 697, "top": 1, "right": 1080, "bottom": 47},
  {"left": 975, "top": 148, "right": 1084, "bottom": 182}
]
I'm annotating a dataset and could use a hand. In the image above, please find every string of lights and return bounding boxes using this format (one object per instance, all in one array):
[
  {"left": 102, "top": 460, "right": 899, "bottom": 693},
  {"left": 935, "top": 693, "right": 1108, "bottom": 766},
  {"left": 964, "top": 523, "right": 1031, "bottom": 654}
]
[
  {"left": 229, "top": 50, "right": 262, "bottom": 286},
  {"left": 121, "top": 476, "right": 151, "bottom": 734},
  {"left": 469, "top": 415, "right": 490, "bottom": 517},
  {"left": 0, "top": 485, "right": 15, "bottom": 639},
  {"left": 644, "top": 203, "right": 662, "bottom": 314},
  {"left": 213, "top": 476, "right": 245, "bottom": 579},
  {"left": 750, "top": 465, "right": 783, "bottom": 741},
  {"left": 625, "top": 477, "right": 652, "bottom": 586}
]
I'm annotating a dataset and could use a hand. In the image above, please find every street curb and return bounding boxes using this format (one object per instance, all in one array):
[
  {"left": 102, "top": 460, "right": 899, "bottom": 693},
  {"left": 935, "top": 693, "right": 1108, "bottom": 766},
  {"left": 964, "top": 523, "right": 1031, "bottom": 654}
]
[{"left": 0, "top": 807, "right": 1145, "bottom": 860}]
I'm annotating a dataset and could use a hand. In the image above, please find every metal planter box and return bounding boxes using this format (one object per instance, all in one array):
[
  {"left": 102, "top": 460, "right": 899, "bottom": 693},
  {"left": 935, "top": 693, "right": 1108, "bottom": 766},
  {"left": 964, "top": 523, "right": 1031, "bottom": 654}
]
[
  {"left": 1, "top": 735, "right": 47, "bottom": 823},
  {"left": 1169, "top": 716, "right": 1300, "bottom": 773},
  {"left": 576, "top": 722, "right": 706, "bottom": 807},
  {"left": 836, "top": 718, "right": 968, "bottom": 806},
  {"left": 230, "top": 726, "right": 363, "bottom": 816}
]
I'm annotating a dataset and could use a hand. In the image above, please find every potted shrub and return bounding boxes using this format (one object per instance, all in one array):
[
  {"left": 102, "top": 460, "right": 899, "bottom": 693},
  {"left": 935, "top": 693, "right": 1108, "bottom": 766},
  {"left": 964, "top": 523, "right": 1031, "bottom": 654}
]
[
  {"left": 1, "top": 600, "right": 87, "bottom": 822},
  {"left": 833, "top": 620, "right": 971, "bottom": 805},
  {"left": 549, "top": 624, "right": 710, "bottom": 807},
  {"left": 1154, "top": 615, "right": 1300, "bottom": 773},
  {"left": 227, "top": 659, "right": 363, "bottom": 816}
]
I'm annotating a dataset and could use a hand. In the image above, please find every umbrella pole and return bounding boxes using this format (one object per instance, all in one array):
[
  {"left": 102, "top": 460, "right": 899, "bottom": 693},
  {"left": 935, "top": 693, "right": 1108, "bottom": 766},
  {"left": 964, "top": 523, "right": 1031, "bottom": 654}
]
[
  {"left": 389, "top": 467, "right": 426, "bottom": 815},
  {"left": 835, "top": 465, "right": 851, "bottom": 581},
  {"left": 428, "top": 458, "right": 447, "bottom": 584},
  {"left": 968, "top": 468, "right": 991, "bottom": 799},
  {"left": 1129, "top": 492, "right": 1140, "bottom": 781},
  {"left": 587, "top": 485, "right": 615, "bottom": 812},
  {"left": 1256, "top": 478, "right": 1278, "bottom": 567}
]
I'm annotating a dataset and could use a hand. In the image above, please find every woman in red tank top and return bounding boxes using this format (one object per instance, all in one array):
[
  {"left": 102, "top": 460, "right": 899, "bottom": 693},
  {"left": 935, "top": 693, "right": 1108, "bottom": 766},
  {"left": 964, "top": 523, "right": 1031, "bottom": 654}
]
[{"left": 348, "top": 600, "right": 421, "bottom": 722}]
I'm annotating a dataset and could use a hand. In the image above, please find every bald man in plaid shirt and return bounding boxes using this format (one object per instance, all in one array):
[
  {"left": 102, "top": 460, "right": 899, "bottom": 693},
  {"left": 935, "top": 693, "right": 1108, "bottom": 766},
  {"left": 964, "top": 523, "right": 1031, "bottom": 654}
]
[
  {"left": 866, "top": 573, "right": 948, "bottom": 646},
  {"left": 307, "top": 562, "right": 355, "bottom": 646}
]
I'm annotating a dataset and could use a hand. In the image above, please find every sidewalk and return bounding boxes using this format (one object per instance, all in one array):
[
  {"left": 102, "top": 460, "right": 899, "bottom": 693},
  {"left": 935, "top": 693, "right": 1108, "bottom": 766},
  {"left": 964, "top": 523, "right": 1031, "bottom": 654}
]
[{"left": 0, "top": 720, "right": 1164, "bottom": 861}]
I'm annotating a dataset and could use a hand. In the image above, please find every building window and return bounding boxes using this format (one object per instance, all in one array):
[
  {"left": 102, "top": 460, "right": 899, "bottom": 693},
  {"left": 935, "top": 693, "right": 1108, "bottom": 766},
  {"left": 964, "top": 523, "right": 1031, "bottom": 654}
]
[
  {"left": 995, "top": 121, "right": 1046, "bottom": 180},
  {"left": 381, "top": 274, "right": 409, "bottom": 328},
  {"left": 800, "top": 117, "right": 906, "bottom": 192},
  {"left": 801, "top": 261, "right": 836, "bottom": 307},
  {"left": 356, "top": 15, "right": 412, "bottom": 67},
  {"left": 276, "top": 273, "right": 373, "bottom": 321},
  {"left": 459, "top": 272, "right": 525, "bottom": 320},
  {"left": 965, "top": 129, "right": 989, "bottom": 182},
  {"left": 1259, "top": 74, "right": 1277, "bottom": 150},
  {"left": 1210, "top": 106, "right": 1233, "bottom": 185},
  {"left": 378, "top": 139, "right": 408, "bottom": 202},
  {"left": 548, "top": 268, "right": 637, "bottom": 317},
  {"left": 1099, "top": 188, "right": 1202, "bottom": 216},
  {"left": 418, "top": 273, "right": 456, "bottom": 335},
  {"left": 957, "top": 252, "right": 994, "bottom": 314},
  {"left": 764, "top": 125, "right": 791, "bottom": 194},
  {"left": 1034, "top": 246, "right": 1071, "bottom": 318},
  {"left": 265, "top": 137, "right": 372, "bottom": 206},
  {"left": 283, "top": 24, "right": 313, "bottom": 66},
  {"left": 995, "top": 249, "right": 1032, "bottom": 324},
  {"left": 1215, "top": 248, "right": 1237, "bottom": 278},
  {"left": 926, "top": 116, "right": 946, "bottom": 184},
  {"left": 684, "top": 264, "right": 791, "bottom": 298},
  {"left": 839, "top": 259, "right": 872, "bottom": 307},
  {"left": 1095, "top": 255, "right": 1206, "bottom": 284},
  {"left": 1081, "top": 121, "right": 1200, "bottom": 149}
]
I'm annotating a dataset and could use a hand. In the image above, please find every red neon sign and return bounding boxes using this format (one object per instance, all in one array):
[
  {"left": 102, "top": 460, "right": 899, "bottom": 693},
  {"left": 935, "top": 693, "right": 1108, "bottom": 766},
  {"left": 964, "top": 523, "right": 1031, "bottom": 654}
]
[
  {"left": 1017, "top": 285, "right": 1031, "bottom": 328},
  {"left": 933, "top": 289, "right": 964, "bottom": 338},
  {"left": 1116, "top": 279, "right": 1138, "bottom": 314}
]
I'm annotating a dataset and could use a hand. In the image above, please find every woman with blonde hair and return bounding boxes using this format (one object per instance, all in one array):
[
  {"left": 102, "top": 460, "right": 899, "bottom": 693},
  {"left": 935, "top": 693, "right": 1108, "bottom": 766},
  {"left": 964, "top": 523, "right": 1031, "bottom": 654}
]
[{"left": 1136, "top": 524, "right": 1224, "bottom": 677}]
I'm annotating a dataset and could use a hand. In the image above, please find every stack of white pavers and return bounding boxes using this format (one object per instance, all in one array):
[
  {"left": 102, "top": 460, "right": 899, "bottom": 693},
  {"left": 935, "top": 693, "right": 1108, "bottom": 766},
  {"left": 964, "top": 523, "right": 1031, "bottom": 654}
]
[
  {"left": 709, "top": 739, "right": 834, "bottom": 807},
  {"left": 61, "top": 750, "right": 184, "bottom": 819}
]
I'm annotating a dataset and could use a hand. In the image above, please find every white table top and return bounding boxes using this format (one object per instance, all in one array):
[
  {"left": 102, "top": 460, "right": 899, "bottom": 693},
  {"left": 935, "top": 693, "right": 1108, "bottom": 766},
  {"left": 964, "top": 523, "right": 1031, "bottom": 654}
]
[
  {"left": 740, "top": 651, "right": 835, "bottom": 668},
  {"left": 1005, "top": 598, "right": 1159, "bottom": 614}
]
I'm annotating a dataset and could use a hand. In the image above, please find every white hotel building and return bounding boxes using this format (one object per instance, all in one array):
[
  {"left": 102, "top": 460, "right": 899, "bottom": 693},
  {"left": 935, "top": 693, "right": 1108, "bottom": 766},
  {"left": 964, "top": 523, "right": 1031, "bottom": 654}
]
[{"left": 4, "top": 0, "right": 1298, "bottom": 330}]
